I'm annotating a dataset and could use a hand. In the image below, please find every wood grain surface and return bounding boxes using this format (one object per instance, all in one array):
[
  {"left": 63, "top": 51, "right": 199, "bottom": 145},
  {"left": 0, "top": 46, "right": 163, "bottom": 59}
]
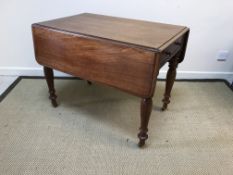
[
  {"left": 32, "top": 13, "right": 190, "bottom": 147},
  {"left": 32, "top": 25, "right": 158, "bottom": 97},
  {"left": 36, "top": 13, "right": 188, "bottom": 51}
]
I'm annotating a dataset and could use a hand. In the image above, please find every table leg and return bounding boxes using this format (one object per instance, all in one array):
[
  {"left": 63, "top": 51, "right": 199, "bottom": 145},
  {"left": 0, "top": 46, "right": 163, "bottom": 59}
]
[
  {"left": 43, "top": 66, "right": 58, "bottom": 107},
  {"left": 162, "top": 57, "right": 178, "bottom": 111},
  {"left": 138, "top": 97, "right": 152, "bottom": 147}
]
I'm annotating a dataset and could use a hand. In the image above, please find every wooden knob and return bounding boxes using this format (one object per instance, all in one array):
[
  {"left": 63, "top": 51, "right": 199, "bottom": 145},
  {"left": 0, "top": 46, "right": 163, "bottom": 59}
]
[
  {"left": 175, "top": 42, "right": 181, "bottom": 46},
  {"left": 164, "top": 51, "right": 171, "bottom": 57}
]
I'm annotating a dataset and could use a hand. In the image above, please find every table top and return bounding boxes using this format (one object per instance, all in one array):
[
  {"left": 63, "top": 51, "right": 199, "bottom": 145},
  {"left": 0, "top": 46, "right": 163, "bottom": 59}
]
[{"left": 35, "top": 13, "right": 188, "bottom": 51}]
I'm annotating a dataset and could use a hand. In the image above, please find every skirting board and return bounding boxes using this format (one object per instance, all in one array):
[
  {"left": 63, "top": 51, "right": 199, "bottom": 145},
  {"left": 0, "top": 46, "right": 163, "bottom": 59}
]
[{"left": 0, "top": 67, "right": 232, "bottom": 84}]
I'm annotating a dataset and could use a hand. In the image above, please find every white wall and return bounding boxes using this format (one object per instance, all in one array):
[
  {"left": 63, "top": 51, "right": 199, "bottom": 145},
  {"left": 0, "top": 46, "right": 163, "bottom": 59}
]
[{"left": 0, "top": 0, "right": 233, "bottom": 83}]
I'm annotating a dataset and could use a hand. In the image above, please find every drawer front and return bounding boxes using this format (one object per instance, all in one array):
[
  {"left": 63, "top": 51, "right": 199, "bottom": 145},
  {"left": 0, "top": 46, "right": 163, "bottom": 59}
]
[
  {"left": 159, "top": 36, "right": 183, "bottom": 68},
  {"left": 32, "top": 25, "right": 156, "bottom": 97}
]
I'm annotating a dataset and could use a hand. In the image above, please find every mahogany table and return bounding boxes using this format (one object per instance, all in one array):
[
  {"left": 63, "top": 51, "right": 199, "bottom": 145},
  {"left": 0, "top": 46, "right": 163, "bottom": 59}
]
[{"left": 32, "top": 13, "right": 189, "bottom": 147}]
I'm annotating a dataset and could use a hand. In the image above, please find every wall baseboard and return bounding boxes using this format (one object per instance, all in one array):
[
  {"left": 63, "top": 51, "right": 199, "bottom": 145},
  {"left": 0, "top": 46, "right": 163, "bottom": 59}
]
[
  {"left": 159, "top": 70, "right": 233, "bottom": 83},
  {"left": 0, "top": 66, "right": 232, "bottom": 83}
]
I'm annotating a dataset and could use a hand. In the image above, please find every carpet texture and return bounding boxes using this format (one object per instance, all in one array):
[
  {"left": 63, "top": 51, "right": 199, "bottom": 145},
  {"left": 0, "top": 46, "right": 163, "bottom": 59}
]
[{"left": 0, "top": 79, "right": 233, "bottom": 175}]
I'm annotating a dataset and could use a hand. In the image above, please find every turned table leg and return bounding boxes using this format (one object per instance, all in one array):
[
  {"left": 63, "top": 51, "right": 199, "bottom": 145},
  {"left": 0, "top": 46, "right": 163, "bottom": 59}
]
[
  {"left": 43, "top": 66, "right": 58, "bottom": 107},
  {"left": 162, "top": 57, "right": 178, "bottom": 111},
  {"left": 138, "top": 98, "right": 152, "bottom": 147}
]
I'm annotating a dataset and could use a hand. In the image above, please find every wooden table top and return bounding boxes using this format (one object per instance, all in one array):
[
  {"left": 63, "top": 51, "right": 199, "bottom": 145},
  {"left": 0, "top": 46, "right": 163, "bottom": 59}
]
[{"left": 36, "top": 13, "right": 188, "bottom": 51}]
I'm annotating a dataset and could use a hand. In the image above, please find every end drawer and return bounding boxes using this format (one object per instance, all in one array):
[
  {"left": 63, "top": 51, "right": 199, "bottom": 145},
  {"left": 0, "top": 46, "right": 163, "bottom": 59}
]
[{"left": 159, "top": 36, "right": 183, "bottom": 68}]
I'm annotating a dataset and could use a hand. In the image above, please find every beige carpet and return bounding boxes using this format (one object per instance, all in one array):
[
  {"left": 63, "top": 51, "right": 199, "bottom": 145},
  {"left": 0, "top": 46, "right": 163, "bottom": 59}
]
[{"left": 0, "top": 79, "right": 233, "bottom": 175}]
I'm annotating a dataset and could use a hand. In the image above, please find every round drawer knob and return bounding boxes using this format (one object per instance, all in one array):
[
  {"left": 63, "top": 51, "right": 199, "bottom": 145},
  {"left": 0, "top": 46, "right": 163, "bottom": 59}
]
[{"left": 164, "top": 51, "right": 172, "bottom": 57}]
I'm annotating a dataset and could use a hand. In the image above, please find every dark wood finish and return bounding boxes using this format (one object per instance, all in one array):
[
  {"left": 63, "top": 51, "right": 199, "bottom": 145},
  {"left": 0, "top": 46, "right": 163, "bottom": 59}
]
[
  {"left": 32, "top": 13, "right": 190, "bottom": 147},
  {"left": 178, "top": 30, "right": 190, "bottom": 63},
  {"left": 37, "top": 13, "right": 187, "bottom": 51},
  {"left": 138, "top": 98, "right": 152, "bottom": 147},
  {"left": 43, "top": 66, "right": 58, "bottom": 107},
  {"left": 159, "top": 37, "right": 183, "bottom": 68},
  {"left": 162, "top": 30, "right": 190, "bottom": 110},
  {"left": 162, "top": 57, "right": 179, "bottom": 111},
  {"left": 32, "top": 25, "right": 155, "bottom": 98}
]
